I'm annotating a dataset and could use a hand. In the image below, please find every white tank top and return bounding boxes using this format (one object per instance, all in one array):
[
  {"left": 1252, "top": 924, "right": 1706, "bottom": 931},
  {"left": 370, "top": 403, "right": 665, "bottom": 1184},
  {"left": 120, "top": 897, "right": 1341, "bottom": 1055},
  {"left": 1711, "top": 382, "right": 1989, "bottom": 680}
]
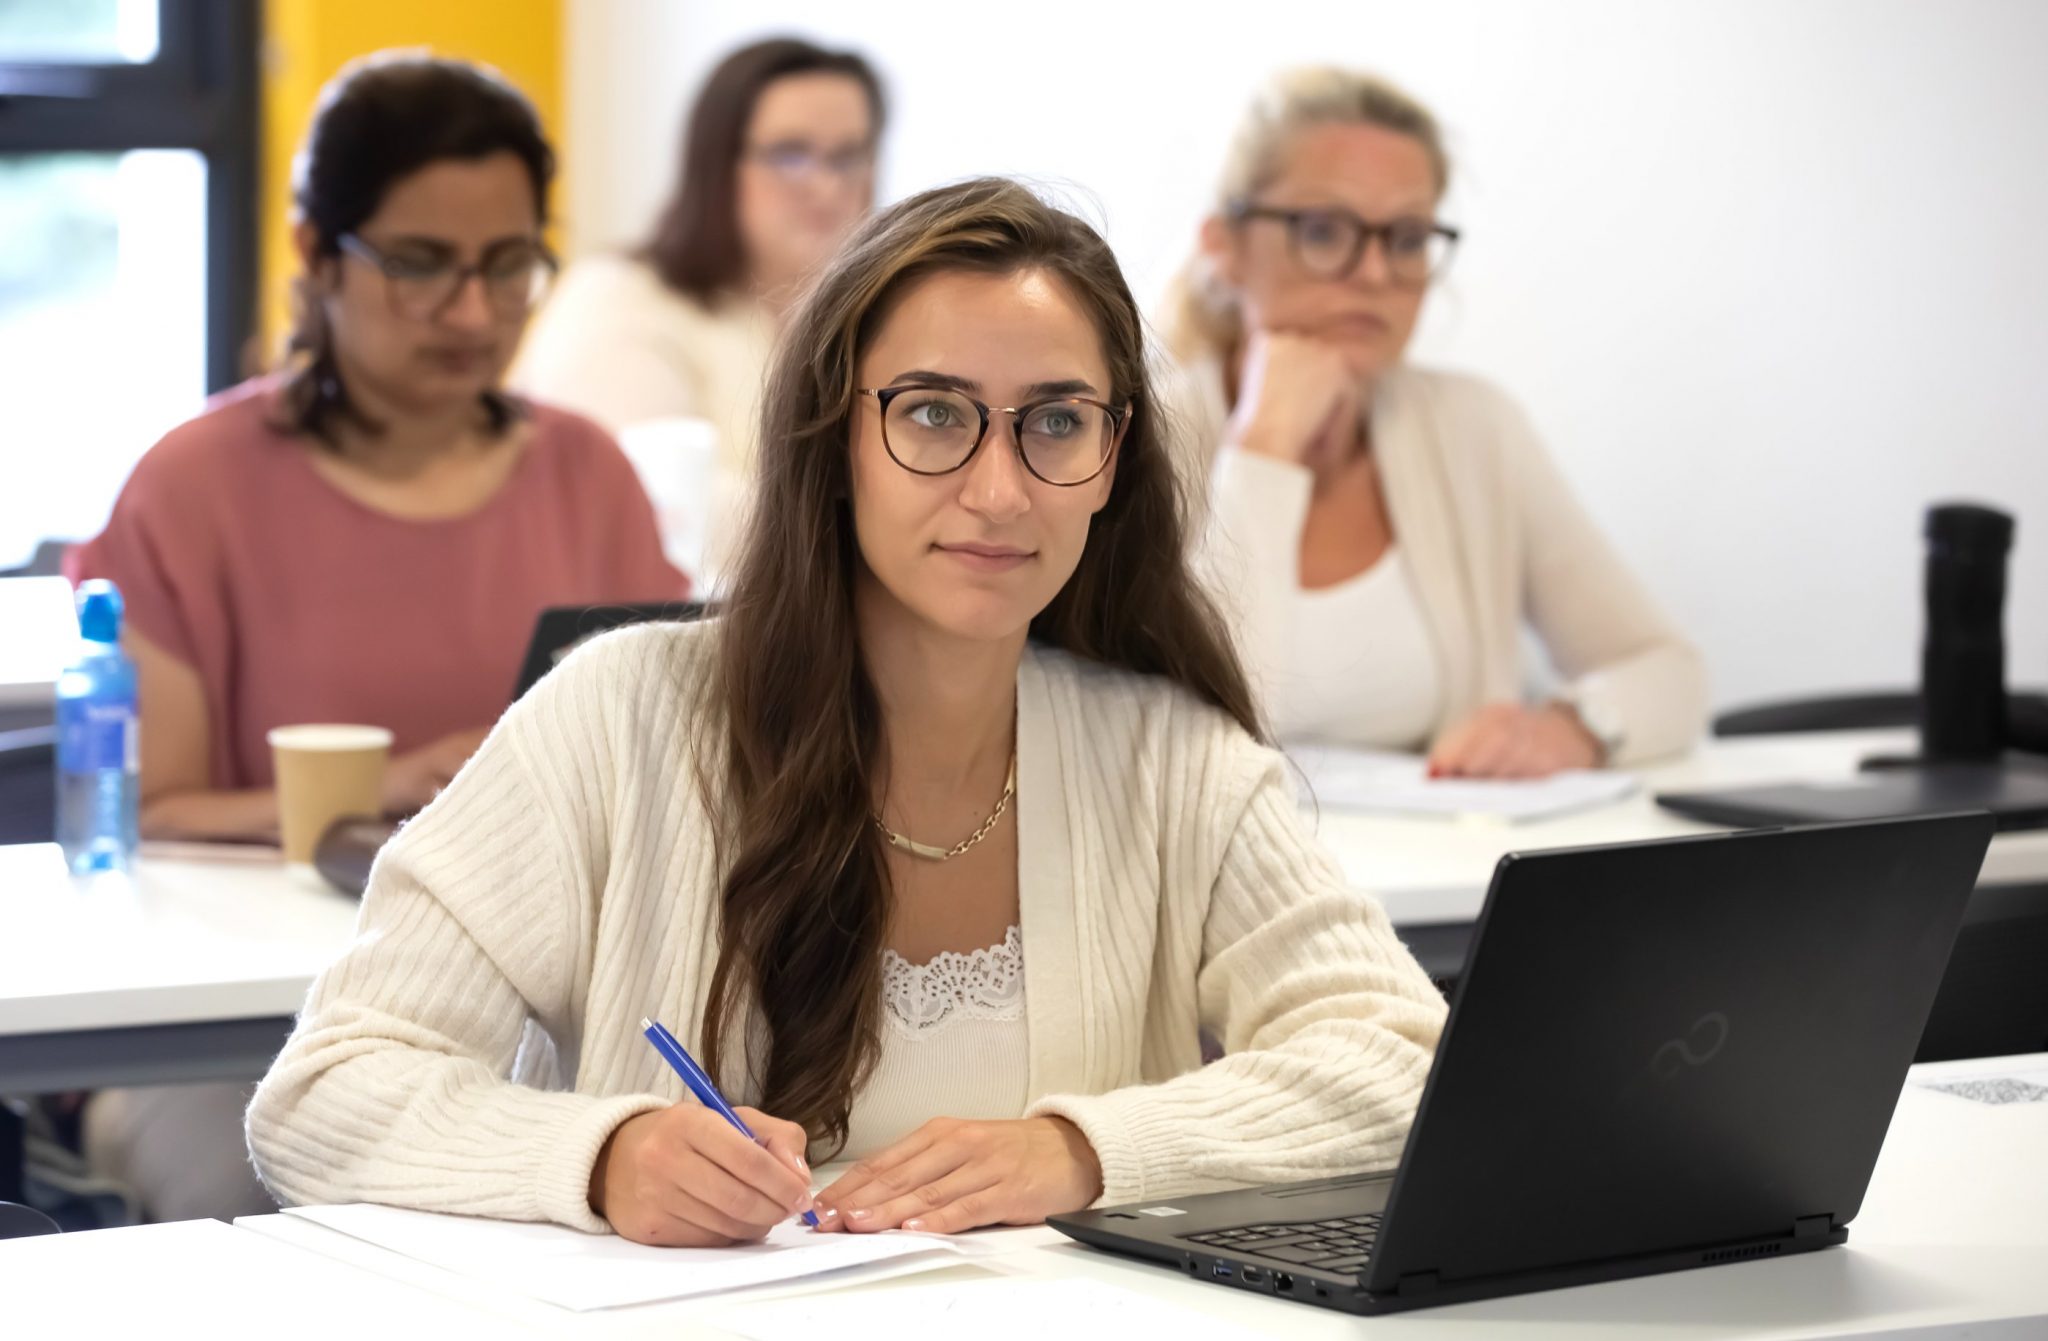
[
  {"left": 838, "top": 927, "right": 1030, "bottom": 1162},
  {"left": 1266, "top": 547, "right": 1444, "bottom": 752}
]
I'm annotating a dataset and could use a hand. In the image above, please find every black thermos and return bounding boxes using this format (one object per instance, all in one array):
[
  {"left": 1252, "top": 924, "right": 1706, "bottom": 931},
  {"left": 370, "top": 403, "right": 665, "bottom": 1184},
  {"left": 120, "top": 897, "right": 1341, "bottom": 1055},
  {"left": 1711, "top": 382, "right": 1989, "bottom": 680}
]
[{"left": 1920, "top": 503, "right": 2014, "bottom": 761}]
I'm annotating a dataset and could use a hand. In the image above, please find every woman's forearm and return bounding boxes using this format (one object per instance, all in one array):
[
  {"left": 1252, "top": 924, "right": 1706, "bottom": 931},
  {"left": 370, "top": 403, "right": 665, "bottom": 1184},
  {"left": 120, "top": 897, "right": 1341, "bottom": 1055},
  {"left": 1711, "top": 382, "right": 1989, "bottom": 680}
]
[{"left": 140, "top": 787, "right": 281, "bottom": 843}]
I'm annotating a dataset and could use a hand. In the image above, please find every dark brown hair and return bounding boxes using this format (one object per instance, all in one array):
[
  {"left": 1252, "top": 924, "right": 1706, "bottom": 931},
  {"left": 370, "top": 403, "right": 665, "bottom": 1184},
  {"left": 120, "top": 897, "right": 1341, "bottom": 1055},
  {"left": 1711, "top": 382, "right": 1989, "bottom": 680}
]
[
  {"left": 641, "top": 37, "right": 885, "bottom": 305},
  {"left": 280, "top": 52, "right": 554, "bottom": 446},
  {"left": 699, "top": 177, "right": 1262, "bottom": 1152}
]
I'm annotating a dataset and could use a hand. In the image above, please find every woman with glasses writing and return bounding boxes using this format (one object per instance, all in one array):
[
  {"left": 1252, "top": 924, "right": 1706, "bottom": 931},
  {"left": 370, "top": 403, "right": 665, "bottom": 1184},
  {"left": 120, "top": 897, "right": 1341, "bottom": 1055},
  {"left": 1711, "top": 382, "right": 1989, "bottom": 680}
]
[
  {"left": 248, "top": 178, "right": 1446, "bottom": 1244},
  {"left": 1170, "top": 68, "right": 1704, "bottom": 777},
  {"left": 515, "top": 38, "right": 885, "bottom": 480}
]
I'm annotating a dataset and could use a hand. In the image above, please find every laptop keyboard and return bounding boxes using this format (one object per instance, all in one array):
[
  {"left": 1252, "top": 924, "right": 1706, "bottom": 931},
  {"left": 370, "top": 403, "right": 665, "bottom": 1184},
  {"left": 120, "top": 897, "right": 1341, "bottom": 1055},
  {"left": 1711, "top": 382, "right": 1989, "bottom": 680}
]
[{"left": 1187, "top": 1211, "right": 1383, "bottom": 1273}]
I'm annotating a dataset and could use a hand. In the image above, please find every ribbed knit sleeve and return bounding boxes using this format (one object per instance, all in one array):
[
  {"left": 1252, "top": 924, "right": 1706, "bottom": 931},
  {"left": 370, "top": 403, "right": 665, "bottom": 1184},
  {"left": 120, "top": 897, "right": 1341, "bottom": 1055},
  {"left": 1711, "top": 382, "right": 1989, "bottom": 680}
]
[
  {"left": 245, "top": 635, "right": 678, "bottom": 1232},
  {"left": 1028, "top": 726, "right": 1446, "bottom": 1205}
]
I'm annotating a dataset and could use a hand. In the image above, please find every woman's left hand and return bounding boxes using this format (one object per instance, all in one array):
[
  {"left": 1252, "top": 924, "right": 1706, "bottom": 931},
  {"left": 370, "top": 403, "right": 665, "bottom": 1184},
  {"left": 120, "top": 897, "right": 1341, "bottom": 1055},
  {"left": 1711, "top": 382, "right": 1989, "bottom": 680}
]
[
  {"left": 811, "top": 1116, "right": 1103, "bottom": 1235},
  {"left": 1428, "top": 702, "right": 1604, "bottom": 779}
]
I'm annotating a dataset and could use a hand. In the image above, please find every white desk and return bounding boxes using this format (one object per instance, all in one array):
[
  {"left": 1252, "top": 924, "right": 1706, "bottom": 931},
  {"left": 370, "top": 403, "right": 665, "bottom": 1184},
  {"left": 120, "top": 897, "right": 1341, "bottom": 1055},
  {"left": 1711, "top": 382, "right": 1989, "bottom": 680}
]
[
  {"left": 4, "top": 729, "right": 2047, "bottom": 1089},
  {"left": 0, "top": 843, "right": 360, "bottom": 1090},
  {"left": 1315, "top": 729, "right": 2048, "bottom": 926},
  {"left": 8, "top": 1058, "right": 2044, "bottom": 1338},
  {"left": 0, "top": 574, "right": 74, "bottom": 711}
]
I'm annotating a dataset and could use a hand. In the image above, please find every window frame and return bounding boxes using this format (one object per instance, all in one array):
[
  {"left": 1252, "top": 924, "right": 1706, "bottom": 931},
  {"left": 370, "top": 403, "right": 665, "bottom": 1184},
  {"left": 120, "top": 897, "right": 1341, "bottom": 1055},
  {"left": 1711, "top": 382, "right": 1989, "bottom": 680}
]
[{"left": 0, "top": 0, "right": 259, "bottom": 392}]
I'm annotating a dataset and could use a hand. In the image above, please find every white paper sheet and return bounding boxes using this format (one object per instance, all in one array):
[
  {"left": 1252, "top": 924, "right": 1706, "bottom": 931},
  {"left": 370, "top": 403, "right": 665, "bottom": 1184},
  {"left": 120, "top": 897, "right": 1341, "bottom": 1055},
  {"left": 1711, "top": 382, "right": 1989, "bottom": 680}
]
[
  {"left": 281, "top": 1204, "right": 967, "bottom": 1312},
  {"left": 1289, "top": 744, "right": 1637, "bottom": 823},
  {"left": 716, "top": 1276, "right": 1250, "bottom": 1340}
]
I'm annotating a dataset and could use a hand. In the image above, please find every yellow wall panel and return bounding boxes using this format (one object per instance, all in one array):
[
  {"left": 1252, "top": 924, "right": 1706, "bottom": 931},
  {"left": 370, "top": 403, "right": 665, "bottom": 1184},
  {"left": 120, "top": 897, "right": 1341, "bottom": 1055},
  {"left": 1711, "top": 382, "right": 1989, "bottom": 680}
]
[{"left": 257, "top": 0, "right": 564, "bottom": 359}]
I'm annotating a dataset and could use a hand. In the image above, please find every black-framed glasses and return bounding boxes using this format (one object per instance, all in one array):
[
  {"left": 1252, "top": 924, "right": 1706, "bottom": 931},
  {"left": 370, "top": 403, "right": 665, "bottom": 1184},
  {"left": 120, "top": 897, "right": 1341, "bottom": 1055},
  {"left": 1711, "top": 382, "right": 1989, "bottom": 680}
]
[
  {"left": 859, "top": 384, "right": 1128, "bottom": 487},
  {"left": 745, "top": 139, "right": 876, "bottom": 184},
  {"left": 338, "top": 233, "right": 558, "bottom": 320},
  {"left": 1228, "top": 202, "right": 1460, "bottom": 286}
]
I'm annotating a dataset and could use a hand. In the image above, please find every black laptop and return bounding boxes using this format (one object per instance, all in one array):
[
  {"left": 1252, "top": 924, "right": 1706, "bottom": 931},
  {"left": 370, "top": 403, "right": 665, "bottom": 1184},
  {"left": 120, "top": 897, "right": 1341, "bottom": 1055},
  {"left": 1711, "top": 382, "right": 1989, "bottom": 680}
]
[
  {"left": 1657, "top": 759, "right": 2048, "bottom": 833},
  {"left": 1049, "top": 813, "right": 1994, "bottom": 1315},
  {"left": 510, "top": 601, "right": 705, "bottom": 700}
]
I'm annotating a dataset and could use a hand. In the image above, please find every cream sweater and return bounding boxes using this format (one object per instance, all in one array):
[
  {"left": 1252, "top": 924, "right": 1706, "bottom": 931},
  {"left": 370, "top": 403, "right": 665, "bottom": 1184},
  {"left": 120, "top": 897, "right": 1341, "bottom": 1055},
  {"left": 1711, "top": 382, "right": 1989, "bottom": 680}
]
[
  {"left": 246, "top": 622, "right": 1446, "bottom": 1233},
  {"left": 511, "top": 254, "right": 775, "bottom": 474},
  {"left": 1184, "top": 360, "right": 1709, "bottom": 766}
]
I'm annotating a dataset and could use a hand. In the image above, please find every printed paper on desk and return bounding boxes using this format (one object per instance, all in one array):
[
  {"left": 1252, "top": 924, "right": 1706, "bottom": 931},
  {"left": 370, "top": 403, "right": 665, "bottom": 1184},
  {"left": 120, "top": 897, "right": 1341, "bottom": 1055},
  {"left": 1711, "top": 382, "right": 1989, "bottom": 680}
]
[
  {"left": 1289, "top": 744, "right": 1637, "bottom": 823},
  {"left": 283, "top": 1203, "right": 963, "bottom": 1311},
  {"left": 1912, "top": 1056, "right": 2048, "bottom": 1106}
]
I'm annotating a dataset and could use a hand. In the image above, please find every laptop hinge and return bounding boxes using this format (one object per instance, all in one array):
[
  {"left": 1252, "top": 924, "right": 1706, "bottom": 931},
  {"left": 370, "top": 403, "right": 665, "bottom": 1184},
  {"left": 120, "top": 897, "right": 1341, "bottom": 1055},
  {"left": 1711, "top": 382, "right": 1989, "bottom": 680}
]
[
  {"left": 1794, "top": 1214, "right": 1835, "bottom": 1241},
  {"left": 1398, "top": 1269, "right": 1441, "bottom": 1294}
]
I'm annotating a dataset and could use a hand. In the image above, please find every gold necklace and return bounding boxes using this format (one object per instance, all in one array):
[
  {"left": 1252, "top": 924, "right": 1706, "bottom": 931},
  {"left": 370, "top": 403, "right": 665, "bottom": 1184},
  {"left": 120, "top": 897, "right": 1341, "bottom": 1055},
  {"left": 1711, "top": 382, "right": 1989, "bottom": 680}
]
[{"left": 874, "top": 753, "right": 1017, "bottom": 862}]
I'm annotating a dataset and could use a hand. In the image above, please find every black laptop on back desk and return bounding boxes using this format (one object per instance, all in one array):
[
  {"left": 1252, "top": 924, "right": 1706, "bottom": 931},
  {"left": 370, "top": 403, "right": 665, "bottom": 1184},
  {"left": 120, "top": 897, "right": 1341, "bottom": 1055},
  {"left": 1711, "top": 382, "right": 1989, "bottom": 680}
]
[
  {"left": 511, "top": 601, "right": 705, "bottom": 701},
  {"left": 1050, "top": 813, "right": 1995, "bottom": 1315},
  {"left": 1656, "top": 760, "right": 2048, "bottom": 832}
]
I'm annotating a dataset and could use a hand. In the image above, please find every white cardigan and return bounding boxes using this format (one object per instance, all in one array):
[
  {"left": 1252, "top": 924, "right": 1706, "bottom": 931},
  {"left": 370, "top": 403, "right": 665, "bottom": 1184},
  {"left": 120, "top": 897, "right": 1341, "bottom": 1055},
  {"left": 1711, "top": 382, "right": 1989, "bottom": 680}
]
[
  {"left": 511, "top": 254, "right": 774, "bottom": 474},
  {"left": 1186, "top": 360, "right": 1709, "bottom": 765},
  {"left": 246, "top": 622, "right": 1447, "bottom": 1232}
]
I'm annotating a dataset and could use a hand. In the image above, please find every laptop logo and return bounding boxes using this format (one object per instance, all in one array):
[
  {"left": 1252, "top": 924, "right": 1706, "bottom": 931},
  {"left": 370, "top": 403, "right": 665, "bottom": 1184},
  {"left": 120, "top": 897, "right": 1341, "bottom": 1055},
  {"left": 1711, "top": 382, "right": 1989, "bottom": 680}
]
[{"left": 1651, "top": 1011, "right": 1730, "bottom": 1079}]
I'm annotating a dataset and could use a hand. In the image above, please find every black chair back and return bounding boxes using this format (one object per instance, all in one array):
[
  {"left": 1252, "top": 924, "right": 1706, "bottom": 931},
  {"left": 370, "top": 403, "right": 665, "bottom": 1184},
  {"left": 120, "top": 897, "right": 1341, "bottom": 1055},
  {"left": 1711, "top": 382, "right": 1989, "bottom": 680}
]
[
  {"left": 0, "top": 1200, "right": 60, "bottom": 1239},
  {"left": 0, "top": 725, "right": 56, "bottom": 846}
]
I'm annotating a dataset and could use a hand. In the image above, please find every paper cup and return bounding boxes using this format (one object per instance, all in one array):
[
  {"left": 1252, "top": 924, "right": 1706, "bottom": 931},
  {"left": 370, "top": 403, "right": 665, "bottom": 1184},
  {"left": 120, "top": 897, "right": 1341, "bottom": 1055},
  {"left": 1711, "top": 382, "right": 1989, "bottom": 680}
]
[{"left": 268, "top": 724, "right": 393, "bottom": 869}]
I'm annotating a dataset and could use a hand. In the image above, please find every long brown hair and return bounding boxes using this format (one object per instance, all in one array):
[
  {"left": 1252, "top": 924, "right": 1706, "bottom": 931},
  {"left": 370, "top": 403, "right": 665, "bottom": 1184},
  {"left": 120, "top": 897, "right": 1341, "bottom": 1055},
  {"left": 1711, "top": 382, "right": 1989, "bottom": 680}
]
[
  {"left": 642, "top": 37, "right": 885, "bottom": 306},
  {"left": 699, "top": 177, "right": 1262, "bottom": 1152}
]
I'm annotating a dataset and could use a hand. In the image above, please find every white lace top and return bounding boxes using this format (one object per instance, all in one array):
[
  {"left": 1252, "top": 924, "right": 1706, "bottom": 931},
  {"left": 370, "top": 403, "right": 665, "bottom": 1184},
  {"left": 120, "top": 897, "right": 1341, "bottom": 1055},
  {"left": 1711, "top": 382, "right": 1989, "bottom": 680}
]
[{"left": 839, "top": 927, "right": 1030, "bottom": 1161}]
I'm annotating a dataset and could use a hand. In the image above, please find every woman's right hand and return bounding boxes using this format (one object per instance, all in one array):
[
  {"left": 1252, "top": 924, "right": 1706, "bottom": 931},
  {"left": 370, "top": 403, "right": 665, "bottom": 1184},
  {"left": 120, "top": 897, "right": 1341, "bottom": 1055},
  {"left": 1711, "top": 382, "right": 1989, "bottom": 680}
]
[
  {"left": 589, "top": 1104, "right": 816, "bottom": 1247},
  {"left": 381, "top": 727, "right": 491, "bottom": 816},
  {"left": 1228, "top": 330, "right": 1361, "bottom": 471}
]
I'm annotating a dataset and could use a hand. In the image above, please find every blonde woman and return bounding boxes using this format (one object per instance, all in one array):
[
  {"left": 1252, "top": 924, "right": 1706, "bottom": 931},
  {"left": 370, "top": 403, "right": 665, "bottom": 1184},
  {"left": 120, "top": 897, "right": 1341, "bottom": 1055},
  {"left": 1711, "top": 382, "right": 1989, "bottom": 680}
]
[{"left": 1172, "top": 69, "right": 1705, "bottom": 776}]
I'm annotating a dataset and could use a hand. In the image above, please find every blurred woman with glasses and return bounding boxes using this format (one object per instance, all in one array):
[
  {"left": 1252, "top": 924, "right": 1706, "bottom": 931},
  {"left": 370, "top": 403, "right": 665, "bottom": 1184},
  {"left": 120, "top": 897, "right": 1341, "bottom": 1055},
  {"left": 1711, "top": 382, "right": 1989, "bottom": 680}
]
[
  {"left": 62, "top": 52, "right": 685, "bottom": 1226},
  {"left": 71, "top": 52, "right": 685, "bottom": 853},
  {"left": 514, "top": 38, "right": 885, "bottom": 497},
  {"left": 1170, "top": 68, "right": 1704, "bottom": 777}
]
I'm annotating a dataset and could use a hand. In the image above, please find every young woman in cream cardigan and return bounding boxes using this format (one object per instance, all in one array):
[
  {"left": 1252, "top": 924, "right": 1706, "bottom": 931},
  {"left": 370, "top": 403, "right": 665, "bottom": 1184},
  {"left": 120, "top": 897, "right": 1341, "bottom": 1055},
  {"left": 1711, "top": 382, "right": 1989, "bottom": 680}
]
[
  {"left": 1173, "top": 68, "right": 1706, "bottom": 777},
  {"left": 247, "top": 179, "right": 1446, "bottom": 1247}
]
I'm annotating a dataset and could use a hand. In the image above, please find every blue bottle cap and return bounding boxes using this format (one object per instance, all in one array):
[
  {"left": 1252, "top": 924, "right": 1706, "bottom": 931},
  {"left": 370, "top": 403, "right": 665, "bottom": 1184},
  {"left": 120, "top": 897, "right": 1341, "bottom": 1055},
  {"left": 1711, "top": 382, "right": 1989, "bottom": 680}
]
[{"left": 76, "top": 579, "right": 125, "bottom": 645}]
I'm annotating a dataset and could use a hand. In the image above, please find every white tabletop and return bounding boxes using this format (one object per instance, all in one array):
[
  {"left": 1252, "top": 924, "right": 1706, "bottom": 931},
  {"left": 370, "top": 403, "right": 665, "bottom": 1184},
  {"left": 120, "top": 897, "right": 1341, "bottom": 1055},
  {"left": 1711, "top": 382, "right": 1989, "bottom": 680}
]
[
  {"left": 0, "top": 574, "right": 74, "bottom": 710},
  {"left": 0, "top": 842, "right": 360, "bottom": 1037},
  {"left": 10, "top": 1058, "right": 2042, "bottom": 1338},
  {"left": 5, "top": 1217, "right": 555, "bottom": 1337},
  {"left": 3, "top": 728, "right": 2046, "bottom": 1048},
  {"left": 1319, "top": 729, "right": 2048, "bottom": 925}
]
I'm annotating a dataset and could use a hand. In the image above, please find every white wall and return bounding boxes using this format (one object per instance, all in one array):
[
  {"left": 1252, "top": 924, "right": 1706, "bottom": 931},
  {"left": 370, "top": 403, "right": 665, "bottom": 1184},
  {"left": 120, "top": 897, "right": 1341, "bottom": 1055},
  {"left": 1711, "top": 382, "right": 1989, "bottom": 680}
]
[{"left": 565, "top": 0, "right": 2048, "bottom": 710}]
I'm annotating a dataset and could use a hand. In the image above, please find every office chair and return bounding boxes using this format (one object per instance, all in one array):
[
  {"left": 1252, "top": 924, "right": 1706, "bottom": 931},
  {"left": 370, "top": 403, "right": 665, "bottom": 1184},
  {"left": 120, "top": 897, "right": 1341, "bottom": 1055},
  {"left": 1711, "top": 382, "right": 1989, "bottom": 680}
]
[
  {"left": 1713, "top": 689, "right": 2046, "bottom": 738},
  {"left": 0, "top": 1200, "right": 60, "bottom": 1239},
  {"left": 0, "top": 724, "right": 56, "bottom": 846},
  {"left": 1713, "top": 691, "right": 1919, "bottom": 737}
]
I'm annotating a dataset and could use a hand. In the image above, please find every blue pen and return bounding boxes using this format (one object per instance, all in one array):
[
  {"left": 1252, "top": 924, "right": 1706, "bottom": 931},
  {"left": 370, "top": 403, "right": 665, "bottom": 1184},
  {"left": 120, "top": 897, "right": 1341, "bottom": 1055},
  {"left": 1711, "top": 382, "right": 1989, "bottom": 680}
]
[{"left": 641, "top": 1017, "right": 819, "bottom": 1228}]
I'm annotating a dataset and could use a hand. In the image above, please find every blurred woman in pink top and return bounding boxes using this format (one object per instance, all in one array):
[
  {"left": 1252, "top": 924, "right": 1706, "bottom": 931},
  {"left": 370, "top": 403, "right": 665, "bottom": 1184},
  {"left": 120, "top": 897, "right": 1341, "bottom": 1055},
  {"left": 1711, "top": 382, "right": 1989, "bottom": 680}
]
[
  {"left": 62, "top": 54, "right": 685, "bottom": 1226},
  {"left": 71, "top": 53, "right": 687, "bottom": 849}
]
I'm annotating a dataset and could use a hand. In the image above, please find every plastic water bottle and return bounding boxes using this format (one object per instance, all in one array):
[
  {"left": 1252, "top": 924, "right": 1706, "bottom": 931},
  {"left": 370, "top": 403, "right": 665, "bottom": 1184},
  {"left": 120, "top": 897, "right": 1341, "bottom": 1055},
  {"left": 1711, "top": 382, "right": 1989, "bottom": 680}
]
[{"left": 56, "top": 580, "right": 140, "bottom": 875}]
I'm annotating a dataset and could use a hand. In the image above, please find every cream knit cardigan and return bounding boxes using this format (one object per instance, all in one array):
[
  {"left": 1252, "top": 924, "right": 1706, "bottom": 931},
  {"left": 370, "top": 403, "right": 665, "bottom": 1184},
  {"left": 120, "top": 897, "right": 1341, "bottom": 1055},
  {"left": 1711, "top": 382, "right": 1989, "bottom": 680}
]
[
  {"left": 511, "top": 254, "right": 775, "bottom": 475},
  {"left": 1182, "top": 359, "right": 1709, "bottom": 766},
  {"left": 246, "top": 621, "right": 1447, "bottom": 1233}
]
